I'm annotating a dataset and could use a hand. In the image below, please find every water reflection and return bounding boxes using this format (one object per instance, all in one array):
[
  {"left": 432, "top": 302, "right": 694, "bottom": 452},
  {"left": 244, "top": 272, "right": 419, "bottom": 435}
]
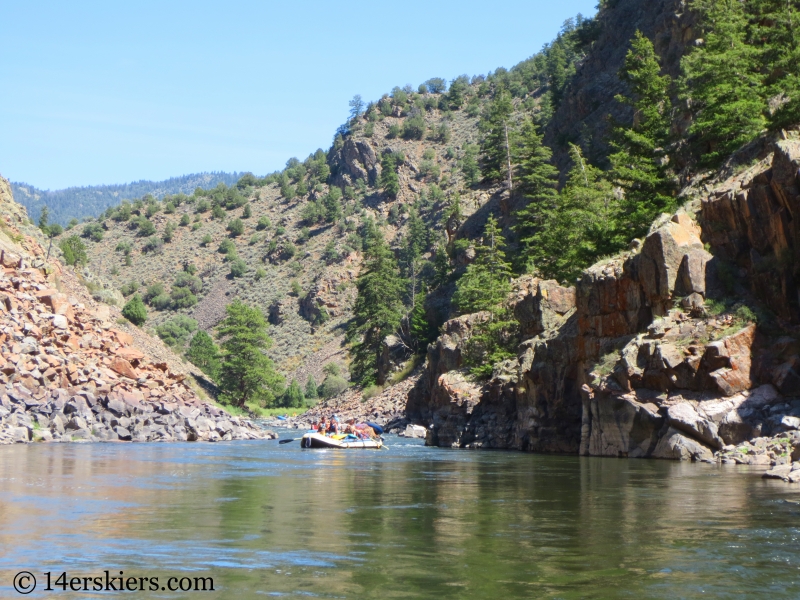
[{"left": 0, "top": 439, "right": 798, "bottom": 598}]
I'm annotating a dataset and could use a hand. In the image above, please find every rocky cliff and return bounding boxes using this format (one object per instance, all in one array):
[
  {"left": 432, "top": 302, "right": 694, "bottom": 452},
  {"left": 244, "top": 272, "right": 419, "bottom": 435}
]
[
  {"left": 0, "top": 175, "right": 272, "bottom": 444},
  {"left": 410, "top": 134, "right": 800, "bottom": 469},
  {"left": 546, "top": 0, "right": 696, "bottom": 172}
]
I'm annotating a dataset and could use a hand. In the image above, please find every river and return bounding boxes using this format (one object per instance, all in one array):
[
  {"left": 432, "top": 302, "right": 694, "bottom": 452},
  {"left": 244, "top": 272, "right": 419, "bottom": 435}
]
[{"left": 0, "top": 432, "right": 798, "bottom": 598}]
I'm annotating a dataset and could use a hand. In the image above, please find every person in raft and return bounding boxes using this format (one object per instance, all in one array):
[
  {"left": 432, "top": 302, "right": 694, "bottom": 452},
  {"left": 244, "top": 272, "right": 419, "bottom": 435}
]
[
  {"left": 316, "top": 417, "right": 328, "bottom": 435},
  {"left": 345, "top": 419, "right": 378, "bottom": 440}
]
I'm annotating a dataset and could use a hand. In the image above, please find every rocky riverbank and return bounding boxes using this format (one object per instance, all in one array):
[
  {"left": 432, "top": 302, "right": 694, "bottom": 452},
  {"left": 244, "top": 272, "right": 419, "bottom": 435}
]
[
  {"left": 279, "top": 371, "right": 420, "bottom": 433},
  {"left": 0, "top": 175, "right": 274, "bottom": 445}
]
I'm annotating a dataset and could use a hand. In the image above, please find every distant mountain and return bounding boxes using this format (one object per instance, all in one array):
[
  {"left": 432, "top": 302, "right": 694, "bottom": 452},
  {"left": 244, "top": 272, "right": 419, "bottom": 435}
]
[{"left": 11, "top": 172, "right": 243, "bottom": 225}]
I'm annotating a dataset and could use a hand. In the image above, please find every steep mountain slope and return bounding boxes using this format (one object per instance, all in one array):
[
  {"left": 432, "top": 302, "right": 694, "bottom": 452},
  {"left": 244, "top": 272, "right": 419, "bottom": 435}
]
[
  {"left": 411, "top": 133, "right": 800, "bottom": 470},
  {"left": 0, "top": 174, "right": 271, "bottom": 444},
  {"left": 69, "top": 90, "right": 504, "bottom": 391},
  {"left": 12, "top": 172, "right": 242, "bottom": 226}
]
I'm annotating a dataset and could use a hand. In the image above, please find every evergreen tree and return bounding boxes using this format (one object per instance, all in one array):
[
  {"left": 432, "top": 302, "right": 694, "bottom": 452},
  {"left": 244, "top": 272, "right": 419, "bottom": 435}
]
[
  {"left": 217, "top": 300, "right": 284, "bottom": 408},
  {"left": 453, "top": 216, "right": 513, "bottom": 314},
  {"left": 281, "top": 379, "right": 305, "bottom": 408},
  {"left": 38, "top": 206, "right": 50, "bottom": 233},
  {"left": 122, "top": 294, "right": 147, "bottom": 326},
  {"left": 410, "top": 287, "right": 437, "bottom": 351},
  {"left": 681, "top": 0, "right": 766, "bottom": 165},
  {"left": 186, "top": 330, "right": 221, "bottom": 380},
  {"left": 529, "top": 145, "right": 619, "bottom": 283},
  {"left": 750, "top": 0, "right": 800, "bottom": 128},
  {"left": 478, "top": 89, "right": 515, "bottom": 187},
  {"left": 305, "top": 375, "right": 318, "bottom": 399},
  {"left": 512, "top": 119, "right": 559, "bottom": 270},
  {"left": 609, "top": 31, "right": 675, "bottom": 237},
  {"left": 379, "top": 153, "right": 401, "bottom": 199},
  {"left": 59, "top": 235, "right": 88, "bottom": 267},
  {"left": 348, "top": 233, "right": 405, "bottom": 385},
  {"left": 452, "top": 216, "right": 517, "bottom": 378}
]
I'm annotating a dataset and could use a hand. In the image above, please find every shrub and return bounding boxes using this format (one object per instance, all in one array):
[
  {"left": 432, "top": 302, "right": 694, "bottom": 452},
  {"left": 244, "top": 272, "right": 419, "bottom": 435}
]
[
  {"left": 196, "top": 199, "right": 210, "bottom": 213},
  {"left": 362, "top": 385, "right": 384, "bottom": 400},
  {"left": 180, "top": 214, "right": 190, "bottom": 226},
  {"left": 200, "top": 234, "right": 212, "bottom": 246},
  {"left": 142, "top": 236, "right": 163, "bottom": 253},
  {"left": 211, "top": 205, "right": 225, "bottom": 220},
  {"left": 242, "top": 203, "right": 252, "bottom": 219},
  {"left": 137, "top": 219, "right": 156, "bottom": 237},
  {"left": 173, "top": 272, "right": 203, "bottom": 294},
  {"left": 318, "top": 374, "right": 348, "bottom": 399},
  {"left": 227, "top": 218, "right": 245, "bottom": 237},
  {"left": 170, "top": 286, "right": 198, "bottom": 309},
  {"left": 254, "top": 267, "right": 266, "bottom": 280},
  {"left": 59, "top": 236, "right": 88, "bottom": 266},
  {"left": 218, "top": 239, "right": 235, "bottom": 254},
  {"left": 122, "top": 294, "right": 147, "bottom": 326},
  {"left": 120, "top": 281, "right": 138, "bottom": 297},
  {"left": 290, "top": 279, "right": 302, "bottom": 296},
  {"left": 156, "top": 316, "right": 198, "bottom": 347},
  {"left": 82, "top": 222, "right": 105, "bottom": 242},
  {"left": 257, "top": 216, "right": 271, "bottom": 230},
  {"left": 296, "top": 227, "right": 310, "bottom": 244},
  {"left": 162, "top": 221, "right": 176, "bottom": 242},
  {"left": 387, "top": 123, "right": 401, "bottom": 138},
  {"left": 144, "top": 283, "right": 165, "bottom": 304},
  {"left": 402, "top": 114, "right": 426, "bottom": 140},
  {"left": 151, "top": 294, "right": 172, "bottom": 311},
  {"left": 229, "top": 258, "right": 248, "bottom": 278}
]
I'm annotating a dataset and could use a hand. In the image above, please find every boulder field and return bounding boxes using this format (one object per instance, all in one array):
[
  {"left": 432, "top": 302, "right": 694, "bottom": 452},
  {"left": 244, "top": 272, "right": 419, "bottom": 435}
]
[{"left": 0, "top": 175, "right": 274, "bottom": 445}]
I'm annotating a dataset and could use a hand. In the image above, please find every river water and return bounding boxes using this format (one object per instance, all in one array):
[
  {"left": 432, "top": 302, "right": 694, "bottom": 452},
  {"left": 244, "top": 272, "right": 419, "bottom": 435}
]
[{"left": 0, "top": 432, "right": 799, "bottom": 599}]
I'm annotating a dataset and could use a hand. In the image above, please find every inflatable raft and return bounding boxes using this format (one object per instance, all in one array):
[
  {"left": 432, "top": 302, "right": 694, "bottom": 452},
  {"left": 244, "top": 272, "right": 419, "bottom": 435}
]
[{"left": 301, "top": 432, "right": 383, "bottom": 449}]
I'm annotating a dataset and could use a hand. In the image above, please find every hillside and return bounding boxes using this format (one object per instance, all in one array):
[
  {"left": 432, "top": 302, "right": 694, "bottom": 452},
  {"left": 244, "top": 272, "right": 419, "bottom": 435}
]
[
  {"left": 12, "top": 172, "right": 242, "bottom": 227},
  {"left": 60, "top": 0, "right": 800, "bottom": 474},
  {"left": 0, "top": 174, "right": 271, "bottom": 444}
]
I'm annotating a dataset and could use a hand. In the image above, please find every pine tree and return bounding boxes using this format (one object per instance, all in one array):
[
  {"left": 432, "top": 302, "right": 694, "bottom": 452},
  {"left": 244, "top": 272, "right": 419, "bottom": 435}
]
[
  {"left": 529, "top": 145, "right": 619, "bottom": 283},
  {"left": 380, "top": 153, "right": 401, "bottom": 199},
  {"left": 681, "top": 0, "right": 766, "bottom": 165},
  {"left": 512, "top": 119, "right": 559, "bottom": 271},
  {"left": 217, "top": 300, "right": 284, "bottom": 408},
  {"left": 479, "top": 89, "right": 515, "bottom": 188},
  {"left": 348, "top": 232, "right": 405, "bottom": 386},
  {"left": 410, "top": 287, "right": 437, "bottom": 351},
  {"left": 281, "top": 379, "right": 305, "bottom": 408},
  {"left": 453, "top": 215, "right": 513, "bottom": 315},
  {"left": 452, "top": 216, "right": 517, "bottom": 378},
  {"left": 609, "top": 31, "right": 675, "bottom": 237},
  {"left": 122, "top": 294, "right": 147, "bottom": 326},
  {"left": 305, "top": 375, "right": 318, "bottom": 399},
  {"left": 59, "top": 236, "right": 88, "bottom": 266},
  {"left": 750, "top": 0, "right": 800, "bottom": 128},
  {"left": 38, "top": 206, "right": 50, "bottom": 233},
  {"left": 186, "top": 330, "right": 221, "bottom": 380}
]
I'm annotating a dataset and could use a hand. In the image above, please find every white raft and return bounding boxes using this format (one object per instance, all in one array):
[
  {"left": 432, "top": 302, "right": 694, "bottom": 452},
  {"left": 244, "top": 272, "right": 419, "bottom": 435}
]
[{"left": 300, "top": 432, "right": 383, "bottom": 449}]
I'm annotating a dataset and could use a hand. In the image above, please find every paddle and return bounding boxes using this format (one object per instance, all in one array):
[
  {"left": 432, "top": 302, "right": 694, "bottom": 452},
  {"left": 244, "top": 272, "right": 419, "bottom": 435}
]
[{"left": 278, "top": 438, "right": 302, "bottom": 444}]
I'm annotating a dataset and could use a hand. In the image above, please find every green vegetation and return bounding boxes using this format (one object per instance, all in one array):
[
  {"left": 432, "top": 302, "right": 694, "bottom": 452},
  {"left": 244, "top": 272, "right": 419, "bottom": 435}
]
[
  {"left": 186, "top": 330, "right": 221, "bottom": 380},
  {"left": 453, "top": 216, "right": 518, "bottom": 378},
  {"left": 156, "top": 316, "right": 197, "bottom": 348},
  {"left": 122, "top": 294, "right": 147, "bottom": 326},
  {"left": 59, "top": 236, "right": 88, "bottom": 266},
  {"left": 217, "top": 300, "right": 284, "bottom": 408},
  {"left": 348, "top": 232, "right": 405, "bottom": 385}
]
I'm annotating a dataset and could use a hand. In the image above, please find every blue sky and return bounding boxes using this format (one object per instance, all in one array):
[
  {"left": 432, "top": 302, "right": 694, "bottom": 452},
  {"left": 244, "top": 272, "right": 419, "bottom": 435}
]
[{"left": 1, "top": 0, "right": 598, "bottom": 190}]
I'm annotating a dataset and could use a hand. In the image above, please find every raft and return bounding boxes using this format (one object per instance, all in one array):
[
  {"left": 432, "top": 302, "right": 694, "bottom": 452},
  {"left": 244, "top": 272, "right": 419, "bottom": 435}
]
[{"left": 300, "top": 432, "right": 383, "bottom": 449}]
